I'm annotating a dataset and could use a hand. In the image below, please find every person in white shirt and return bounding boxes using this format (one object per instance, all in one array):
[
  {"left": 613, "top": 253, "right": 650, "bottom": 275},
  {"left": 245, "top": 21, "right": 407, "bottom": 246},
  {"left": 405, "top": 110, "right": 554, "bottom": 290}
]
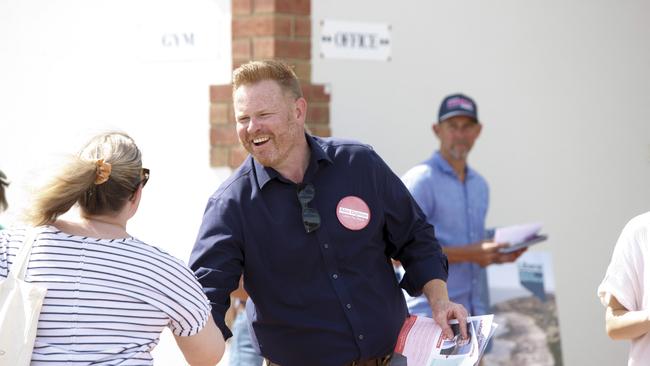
[{"left": 598, "top": 211, "right": 650, "bottom": 366}]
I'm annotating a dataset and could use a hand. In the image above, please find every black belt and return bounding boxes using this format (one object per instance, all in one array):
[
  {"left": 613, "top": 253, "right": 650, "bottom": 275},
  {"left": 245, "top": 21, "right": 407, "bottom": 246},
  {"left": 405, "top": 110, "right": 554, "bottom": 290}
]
[
  {"left": 347, "top": 354, "right": 392, "bottom": 366},
  {"left": 264, "top": 354, "right": 392, "bottom": 366}
]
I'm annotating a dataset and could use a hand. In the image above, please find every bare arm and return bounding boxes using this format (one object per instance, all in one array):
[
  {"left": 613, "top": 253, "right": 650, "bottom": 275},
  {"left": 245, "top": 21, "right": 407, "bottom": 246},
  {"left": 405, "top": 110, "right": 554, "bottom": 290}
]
[
  {"left": 174, "top": 314, "right": 225, "bottom": 366},
  {"left": 225, "top": 276, "right": 249, "bottom": 328},
  {"left": 422, "top": 279, "right": 469, "bottom": 340},
  {"left": 605, "top": 295, "right": 650, "bottom": 340},
  {"left": 443, "top": 240, "right": 526, "bottom": 267}
]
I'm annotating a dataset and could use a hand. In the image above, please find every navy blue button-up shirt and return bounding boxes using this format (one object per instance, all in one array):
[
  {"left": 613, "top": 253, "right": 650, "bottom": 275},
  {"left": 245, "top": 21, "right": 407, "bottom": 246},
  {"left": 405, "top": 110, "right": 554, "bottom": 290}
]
[{"left": 189, "top": 135, "right": 448, "bottom": 366}]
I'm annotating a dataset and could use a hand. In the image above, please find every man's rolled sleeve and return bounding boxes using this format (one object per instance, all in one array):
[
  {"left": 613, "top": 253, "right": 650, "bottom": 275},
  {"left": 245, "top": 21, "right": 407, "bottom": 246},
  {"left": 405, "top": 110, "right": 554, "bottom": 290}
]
[{"left": 399, "top": 236, "right": 449, "bottom": 296}]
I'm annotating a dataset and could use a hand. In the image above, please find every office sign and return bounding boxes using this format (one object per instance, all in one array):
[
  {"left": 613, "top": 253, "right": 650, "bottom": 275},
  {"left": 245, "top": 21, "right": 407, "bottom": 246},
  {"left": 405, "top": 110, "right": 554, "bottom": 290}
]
[{"left": 319, "top": 19, "right": 391, "bottom": 61}]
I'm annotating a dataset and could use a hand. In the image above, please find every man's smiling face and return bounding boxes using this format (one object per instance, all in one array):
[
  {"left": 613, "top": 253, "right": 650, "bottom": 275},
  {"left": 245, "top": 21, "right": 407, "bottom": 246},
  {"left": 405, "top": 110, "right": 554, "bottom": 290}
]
[{"left": 234, "top": 79, "right": 305, "bottom": 170}]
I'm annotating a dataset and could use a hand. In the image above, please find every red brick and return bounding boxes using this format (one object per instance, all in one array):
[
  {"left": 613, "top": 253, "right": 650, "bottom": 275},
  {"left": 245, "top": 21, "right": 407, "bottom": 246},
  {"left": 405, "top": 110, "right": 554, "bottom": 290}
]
[
  {"left": 211, "top": 124, "right": 239, "bottom": 146},
  {"left": 281, "top": 0, "right": 310, "bottom": 15},
  {"left": 307, "top": 103, "right": 329, "bottom": 124},
  {"left": 293, "top": 16, "right": 311, "bottom": 38},
  {"left": 232, "top": 15, "right": 292, "bottom": 38},
  {"left": 210, "top": 85, "right": 233, "bottom": 103},
  {"left": 253, "top": 0, "right": 273, "bottom": 13},
  {"left": 253, "top": 38, "right": 310, "bottom": 59},
  {"left": 307, "top": 123, "right": 331, "bottom": 137},
  {"left": 210, "top": 103, "right": 232, "bottom": 125},
  {"left": 227, "top": 104, "right": 237, "bottom": 124},
  {"left": 252, "top": 38, "right": 274, "bottom": 58},
  {"left": 210, "top": 146, "right": 230, "bottom": 167},
  {"left": 278, "top": 39, "right": 310, "bottom": 59},
  {"left": 293, "top": 61, "right": 311, "bottom": 82},
  {"left": 301, "top": 83, "right": 330, "bottom": 102},
  {"left": 255, "top": 0, "right": 310, "bottom": 15},
  {"left": 233, "top": 0, "right": 252, "bottom": 14},
  {"left": 229, "top": 146, "right": 249, "bottom": 168},
  {"left": 232, "top": 59, "right": 248, "bottom": 71},
  {"left": 232, "top": 39, "right": 251, "bottom": 59}
]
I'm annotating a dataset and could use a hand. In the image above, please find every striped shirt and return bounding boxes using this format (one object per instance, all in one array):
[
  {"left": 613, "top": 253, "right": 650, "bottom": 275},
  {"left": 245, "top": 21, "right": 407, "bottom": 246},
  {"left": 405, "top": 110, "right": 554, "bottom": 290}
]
[{"left": 0, "top": 225, "right": 210, "bottom": 365}]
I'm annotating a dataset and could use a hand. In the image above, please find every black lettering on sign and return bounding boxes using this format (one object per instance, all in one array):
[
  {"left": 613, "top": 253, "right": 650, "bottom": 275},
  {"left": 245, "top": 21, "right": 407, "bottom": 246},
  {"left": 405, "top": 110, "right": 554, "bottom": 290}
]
[{"left": 333, "top": 32, "right": 379, "bottom": 49}]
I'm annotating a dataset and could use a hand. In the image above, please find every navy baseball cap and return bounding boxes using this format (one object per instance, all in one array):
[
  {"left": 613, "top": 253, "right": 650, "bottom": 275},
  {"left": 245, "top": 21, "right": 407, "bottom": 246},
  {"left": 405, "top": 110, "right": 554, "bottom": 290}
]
[{"left": 438, "top": 93, "right": 479, "bottom": 123}]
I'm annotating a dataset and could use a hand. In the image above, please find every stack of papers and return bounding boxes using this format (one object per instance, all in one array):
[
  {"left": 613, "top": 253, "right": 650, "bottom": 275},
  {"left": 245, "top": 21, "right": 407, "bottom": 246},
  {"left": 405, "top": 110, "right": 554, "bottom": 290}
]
[
  {"left": 394, "top": 315, "right": 497, "bottom": 366},
  {"left": 493, "top": 222, "right": 548, "bottom": 253}
]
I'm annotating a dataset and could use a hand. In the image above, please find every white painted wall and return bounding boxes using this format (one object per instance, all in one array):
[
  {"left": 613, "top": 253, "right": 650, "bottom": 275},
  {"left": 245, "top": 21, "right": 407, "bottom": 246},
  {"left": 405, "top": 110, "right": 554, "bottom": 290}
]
[{"left": 312, "top": 1, "right": 650, "bottom": 365}]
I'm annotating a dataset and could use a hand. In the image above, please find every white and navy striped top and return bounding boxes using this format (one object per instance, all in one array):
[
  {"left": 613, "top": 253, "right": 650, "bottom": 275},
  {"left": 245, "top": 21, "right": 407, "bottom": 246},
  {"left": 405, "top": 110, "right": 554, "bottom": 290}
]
[{"left": 0, "top": 226, "right": 210, "bottom": 365}]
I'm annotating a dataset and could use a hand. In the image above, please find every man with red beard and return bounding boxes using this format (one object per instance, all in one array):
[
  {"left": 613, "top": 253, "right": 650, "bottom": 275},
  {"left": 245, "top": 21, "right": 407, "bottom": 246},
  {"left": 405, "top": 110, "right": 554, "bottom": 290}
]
[
  {"left": 189, "top": 60, "right": 467, "bottom": 366},
  {"left": 399, "top": 93, "right": 526, "bottom": 320}
]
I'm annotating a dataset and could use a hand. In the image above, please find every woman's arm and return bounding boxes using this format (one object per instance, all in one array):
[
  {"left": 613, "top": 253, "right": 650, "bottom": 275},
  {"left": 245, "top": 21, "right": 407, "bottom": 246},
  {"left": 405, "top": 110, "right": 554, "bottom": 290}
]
[
  {"left": 174, "top": 314, "right": 225, "bottom": 366},
  {"left": 605, "top": 295, "right": 650, "bottom": 340}
]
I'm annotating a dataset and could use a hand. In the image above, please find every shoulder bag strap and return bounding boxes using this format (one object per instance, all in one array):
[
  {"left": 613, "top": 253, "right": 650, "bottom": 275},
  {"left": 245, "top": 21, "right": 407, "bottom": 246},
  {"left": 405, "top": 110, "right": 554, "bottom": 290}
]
[{"left": 9, "top": 228, "right": 38, "bottom": 280}]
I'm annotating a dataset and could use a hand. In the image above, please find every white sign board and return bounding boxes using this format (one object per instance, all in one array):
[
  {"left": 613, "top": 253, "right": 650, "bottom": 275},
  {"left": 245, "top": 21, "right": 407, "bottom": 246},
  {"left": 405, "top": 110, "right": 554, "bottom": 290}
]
[
  {"left": 319, "top": 19, "right": 391, "bottom": 61},
  {"left": 137, "top": 1, "right": 231, "bottom": 64}
]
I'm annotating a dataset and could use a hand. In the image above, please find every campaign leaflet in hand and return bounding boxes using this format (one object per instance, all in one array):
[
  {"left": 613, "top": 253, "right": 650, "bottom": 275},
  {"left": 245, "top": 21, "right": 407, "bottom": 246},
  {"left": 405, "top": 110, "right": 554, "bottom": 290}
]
[
  {"left": 394, "top": 315, "right": 497, "bottom": 366},
  {"left": 493, "top": 222, "right": 547, "bottom": 253}
]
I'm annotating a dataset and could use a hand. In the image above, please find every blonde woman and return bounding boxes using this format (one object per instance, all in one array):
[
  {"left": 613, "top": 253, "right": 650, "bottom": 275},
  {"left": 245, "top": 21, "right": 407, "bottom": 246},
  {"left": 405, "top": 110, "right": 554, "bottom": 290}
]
[{"left": 0, "top": 132, "right": 224, "bottom": 365}]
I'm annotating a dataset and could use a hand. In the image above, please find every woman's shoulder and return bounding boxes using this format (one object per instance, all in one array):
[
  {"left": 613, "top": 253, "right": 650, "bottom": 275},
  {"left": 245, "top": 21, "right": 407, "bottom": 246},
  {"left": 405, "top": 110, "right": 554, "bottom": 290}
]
[
  {"left": 115, "top": 237, "right": 198, "bottom": 282},
  {"left": 126, "top": 236, "right": 188, "bottom": 265},
  {"left": 1, "top": 225, "right": 47, "bottom": 242},
  {"left": 3, "top": 224, "right": 192, "bottom": 274}
]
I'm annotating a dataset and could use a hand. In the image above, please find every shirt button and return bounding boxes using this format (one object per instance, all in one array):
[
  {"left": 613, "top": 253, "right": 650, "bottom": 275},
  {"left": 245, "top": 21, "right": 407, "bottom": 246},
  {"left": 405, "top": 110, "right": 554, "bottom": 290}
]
[
  {"left": 323, "top": 243, "right": 329, "bottom": 249},
  {"left": 358, "top": 334, "right": 364, "bottom": 340},
  {"left": 332, "top": 274, "right": 338, "bottom": 279},
  {"left": 346, "top": 303, "right": 352, "bottom": 309}
]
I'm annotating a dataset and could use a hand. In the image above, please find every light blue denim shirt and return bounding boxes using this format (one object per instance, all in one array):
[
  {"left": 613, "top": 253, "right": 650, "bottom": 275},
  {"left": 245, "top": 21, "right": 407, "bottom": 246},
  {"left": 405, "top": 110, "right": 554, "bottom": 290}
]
[{"left": 401, "top": 151, "right": 489, "bottom": 316}]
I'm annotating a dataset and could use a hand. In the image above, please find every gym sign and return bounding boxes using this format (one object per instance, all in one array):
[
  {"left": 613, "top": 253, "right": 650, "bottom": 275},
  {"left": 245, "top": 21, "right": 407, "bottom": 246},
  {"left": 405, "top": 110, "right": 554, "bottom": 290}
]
[{"left": 319, "top": 19, "right": 391, "bottom": 61}]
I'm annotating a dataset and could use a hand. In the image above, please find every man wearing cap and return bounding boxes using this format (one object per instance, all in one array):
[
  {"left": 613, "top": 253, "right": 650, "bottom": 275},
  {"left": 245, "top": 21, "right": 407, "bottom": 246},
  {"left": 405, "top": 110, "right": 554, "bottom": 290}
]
[{"left": 400, "top": 93, "right": 526, "bottom": 318}]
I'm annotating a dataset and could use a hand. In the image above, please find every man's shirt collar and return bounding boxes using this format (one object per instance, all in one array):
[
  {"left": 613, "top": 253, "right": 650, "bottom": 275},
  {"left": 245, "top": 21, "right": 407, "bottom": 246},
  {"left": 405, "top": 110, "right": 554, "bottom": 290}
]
[
  {"left": 432, "top": 151, "right": 476, "bottom": 181},
  {"left": 253, "top": 133, "right": 333, "bottom": 189}
]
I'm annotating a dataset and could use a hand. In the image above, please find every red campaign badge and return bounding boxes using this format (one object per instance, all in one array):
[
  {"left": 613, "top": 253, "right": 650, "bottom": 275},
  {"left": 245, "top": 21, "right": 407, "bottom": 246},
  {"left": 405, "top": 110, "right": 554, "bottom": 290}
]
[{"left": 336, "top": 196, "right": 371, "bottom": 231}]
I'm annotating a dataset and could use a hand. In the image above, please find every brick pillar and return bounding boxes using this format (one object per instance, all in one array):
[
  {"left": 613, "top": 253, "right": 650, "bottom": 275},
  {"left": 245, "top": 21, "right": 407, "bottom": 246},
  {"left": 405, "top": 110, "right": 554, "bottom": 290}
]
[{"left": 209, "top": 0, "right": 332, "bottom": 169}]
